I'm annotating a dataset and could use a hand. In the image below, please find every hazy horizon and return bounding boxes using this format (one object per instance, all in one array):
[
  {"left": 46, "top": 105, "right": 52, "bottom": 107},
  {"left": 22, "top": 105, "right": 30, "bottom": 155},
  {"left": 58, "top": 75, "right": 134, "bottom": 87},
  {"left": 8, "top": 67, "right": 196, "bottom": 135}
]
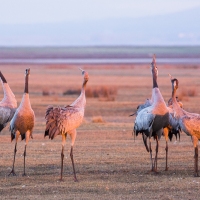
[{"left": 1, "top": 1, "right": 200, "bottom": 46}]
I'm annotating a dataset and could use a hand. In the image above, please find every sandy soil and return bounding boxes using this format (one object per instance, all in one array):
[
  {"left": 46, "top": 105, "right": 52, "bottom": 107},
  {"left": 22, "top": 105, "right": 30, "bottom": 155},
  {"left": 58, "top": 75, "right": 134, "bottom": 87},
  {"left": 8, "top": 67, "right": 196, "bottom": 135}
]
[{"left": 0, "top": 64, "right": 200, "bottom": 199}]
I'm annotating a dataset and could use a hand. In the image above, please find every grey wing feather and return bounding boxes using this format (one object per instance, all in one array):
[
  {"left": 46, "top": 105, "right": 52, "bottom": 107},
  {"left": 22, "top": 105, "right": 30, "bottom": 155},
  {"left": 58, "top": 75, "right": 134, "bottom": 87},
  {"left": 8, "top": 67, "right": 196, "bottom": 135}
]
[
  {"left": 136, "top": 99, "right": 152, "bottom": 115},
  {"left": 133, "top": 99, "right": 153, "bottom": 141},
  {"left": 169, "top": 112, "right": 179, "bottom": 130},
  {"left": 167, "top": 107, "right": 181, "bottom": 141},
  {"left": 134, "top": 108, "right": 155, "bottom": 133},
  {"left": 0, "top": 107, "right": 16, "bottom": 132}
]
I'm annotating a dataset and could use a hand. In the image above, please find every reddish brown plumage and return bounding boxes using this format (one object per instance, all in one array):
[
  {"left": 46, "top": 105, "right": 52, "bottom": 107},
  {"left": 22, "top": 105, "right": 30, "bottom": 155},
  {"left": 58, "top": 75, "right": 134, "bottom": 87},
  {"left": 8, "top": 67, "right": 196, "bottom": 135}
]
[{"left": 44, "top": 69, "right": 89, "bottom": 181}]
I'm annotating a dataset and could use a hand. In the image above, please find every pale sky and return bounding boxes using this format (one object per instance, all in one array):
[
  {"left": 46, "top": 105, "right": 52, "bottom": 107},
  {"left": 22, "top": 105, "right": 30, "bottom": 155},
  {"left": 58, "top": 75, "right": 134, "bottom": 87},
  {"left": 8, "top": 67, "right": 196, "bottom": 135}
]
[
  {"left": 0, "top": 0, "right": 200, "bottom": 46},
  {"left": 1, "top": 0, "right": 200, "bottom": 24}
]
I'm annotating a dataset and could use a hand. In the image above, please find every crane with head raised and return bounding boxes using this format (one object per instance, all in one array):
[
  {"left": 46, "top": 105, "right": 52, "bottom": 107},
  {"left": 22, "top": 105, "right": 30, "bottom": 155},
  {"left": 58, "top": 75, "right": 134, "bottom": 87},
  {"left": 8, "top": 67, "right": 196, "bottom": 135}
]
[
  {"left": 0, "top": 71, "right": 17, "bottom": 132},
  {"left": 170, "top": 76, "right": 200, "bottom": 176},
  {"left": 9, "top": 69, "right": 35, "bottom": 176},
  {"left": 45, "top": 69, "right": 89, "bottom": 181},
  {"left": 134, "top": 55, "right": 170, "bottom": 171}
]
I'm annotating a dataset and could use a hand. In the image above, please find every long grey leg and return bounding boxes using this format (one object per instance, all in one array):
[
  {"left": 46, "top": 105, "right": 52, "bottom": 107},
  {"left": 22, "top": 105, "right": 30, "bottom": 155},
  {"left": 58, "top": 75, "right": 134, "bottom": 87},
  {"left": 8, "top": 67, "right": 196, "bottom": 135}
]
[
  {"left": 23, "top": 144, "right": 27, "bottom": 176},
  {"left": 8, "top": 143, "right": 17, "bottom": 176},
  {"left": 70, "top": 146, "right": 78, "bottom": 182},
  {"left": 60, "top": 145, "right": 64, "bottom": 180}
]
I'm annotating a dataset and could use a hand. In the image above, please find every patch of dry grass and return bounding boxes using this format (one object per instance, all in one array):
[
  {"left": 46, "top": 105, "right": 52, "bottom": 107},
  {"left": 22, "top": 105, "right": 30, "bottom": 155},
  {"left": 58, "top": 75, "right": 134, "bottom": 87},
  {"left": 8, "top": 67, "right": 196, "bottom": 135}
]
[
  {"left": 42, "top": 89, "right": 50, "bottom": 96},
  {"left": 92, "top": 116, "right": 105, "bottom": 123},
  {"left": 63, "top": 86, "right": 117, "bottom": 101},
  {"left": 63, "top": 88, "right": 80, "bottom": 95},
  {"left": 42, "top": 88, "right": 57, "bottom": 96},
  {"left": 86, "top": 86, "right": 117, "bottom": 101},
  {"left": 178, "top": 87, "right": 197, "bottom": 100}
]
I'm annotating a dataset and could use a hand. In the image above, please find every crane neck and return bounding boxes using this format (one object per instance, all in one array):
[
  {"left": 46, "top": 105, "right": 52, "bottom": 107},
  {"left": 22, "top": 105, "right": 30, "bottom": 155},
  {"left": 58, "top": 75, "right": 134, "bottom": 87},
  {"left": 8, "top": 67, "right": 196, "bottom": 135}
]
[
  {"left": 172, "top": 88, "right": 176, "bottom": 101},
  {"left": 152, "top": 71, "right": 158, "bottom": 88},
  {"left": 0, "top": 72, "right": 17, "bottom": 109},
  {"left": 171, "top": 84, "right": 184, "bottom": 118},
  {"left": 18, "top": 93, "right": 32, "bottom": 110},
  {"left": 82, "top": 79, "right": 88, "bottom": 90},
  {"left": 0, "top": 83, "right": 17, "bottom": 108},
  {"left": 0, "top": 72, "right": 7, "bottom": 83},
  {"left": 24, "top": 74, "right": 29, "bottom": 94},
  {"left": 70, "top": 78, "right": 87, "bottom": 108}
]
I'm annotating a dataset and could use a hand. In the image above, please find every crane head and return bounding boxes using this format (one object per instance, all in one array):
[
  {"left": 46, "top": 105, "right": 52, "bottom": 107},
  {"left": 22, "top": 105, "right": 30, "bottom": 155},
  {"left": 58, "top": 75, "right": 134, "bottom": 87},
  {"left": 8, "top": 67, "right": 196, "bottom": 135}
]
[
  {"left": 79, "top": 68, "right": 89, "bottom": 82},
  {"left": 173, "top": 78, "right": 179, "bottom": 90},
  {"left": 25, "top": 68, "right": 30, "bottom": 76},
  {"left": 151, "top": 54, "right": 158, "bottom": 77},
  {"left": 79, "top": 68, "right": 85, "bottom": 75},
  {"left": 169, "top": 75, "right": 179, "bottom": 90}
]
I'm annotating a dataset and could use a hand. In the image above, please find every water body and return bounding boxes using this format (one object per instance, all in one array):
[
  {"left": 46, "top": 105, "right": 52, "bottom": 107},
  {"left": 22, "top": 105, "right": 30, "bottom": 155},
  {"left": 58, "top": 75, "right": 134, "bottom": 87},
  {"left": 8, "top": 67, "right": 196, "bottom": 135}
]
[{"left": 1, "top": 58, "right": 200, "bottom": 64}]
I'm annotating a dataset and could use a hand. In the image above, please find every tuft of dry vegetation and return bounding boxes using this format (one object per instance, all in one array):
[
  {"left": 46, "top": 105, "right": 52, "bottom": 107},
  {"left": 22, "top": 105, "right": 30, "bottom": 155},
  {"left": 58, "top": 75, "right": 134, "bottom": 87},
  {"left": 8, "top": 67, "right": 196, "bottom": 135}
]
[
  {"left": 187, "top": 87, "right": 197, "bottom": 96},
  {"left": 63, "top": 86, "right": 117, "bottom": 101},
  {"left": 178, "top": 87, "right": 197, "bottom": 100},
  {"left": 92, "top": 116, "right": 105, "bottom": 123},
  {"left": 42, "top": 88, "right": 56, "bottom": 96},
  {"left": 86, "top": 86, "right": 117, "bottom": 101},
  {"left": 42, "top": 89, "right": 50, "bottom": 96},
  {"left": 63, "top": 88, "right": 80, "bottom": 95}
]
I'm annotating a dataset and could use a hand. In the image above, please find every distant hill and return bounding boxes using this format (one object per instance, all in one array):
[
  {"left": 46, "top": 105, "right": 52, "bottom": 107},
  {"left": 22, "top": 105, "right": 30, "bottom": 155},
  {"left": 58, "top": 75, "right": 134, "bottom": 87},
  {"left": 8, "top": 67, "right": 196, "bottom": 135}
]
[{"left": 0, "top": 46, "right": 200, "bottom": 59}]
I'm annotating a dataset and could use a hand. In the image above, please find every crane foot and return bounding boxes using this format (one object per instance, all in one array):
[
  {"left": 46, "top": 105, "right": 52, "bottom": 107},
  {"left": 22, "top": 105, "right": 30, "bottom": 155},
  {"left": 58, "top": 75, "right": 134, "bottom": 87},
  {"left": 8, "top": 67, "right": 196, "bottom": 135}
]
[{"left": 8, "top": 169, "right": 16, "bottom": 176}]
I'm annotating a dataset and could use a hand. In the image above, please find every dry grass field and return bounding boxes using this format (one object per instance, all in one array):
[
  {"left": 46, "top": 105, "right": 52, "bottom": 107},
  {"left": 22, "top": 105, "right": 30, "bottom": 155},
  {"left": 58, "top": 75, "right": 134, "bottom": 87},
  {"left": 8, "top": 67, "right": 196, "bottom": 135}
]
[{"left": 0, "top": 63, "right": 200, "bottom": 199}]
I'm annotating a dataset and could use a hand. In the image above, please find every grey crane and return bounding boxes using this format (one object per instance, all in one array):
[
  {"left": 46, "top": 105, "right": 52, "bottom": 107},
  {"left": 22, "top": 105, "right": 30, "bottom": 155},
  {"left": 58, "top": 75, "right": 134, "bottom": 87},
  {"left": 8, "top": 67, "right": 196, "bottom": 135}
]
[
  {"left": 170, "top": 76, "right": 200, "bottom": 176},
  {"left": 45, "top": 69, "right": 89, "bottom": 181},
  {"left": 134, "top": 55, "right": 170, "bottom": 171},
  {"left": 133, "top": 98, "right": 181, "bottom": 171},
  {"left": 0, "top": 71, "right": 17, "bottom": 132},
  {"left": 9, "top": 69, "right": 35, "bottom": 176}
]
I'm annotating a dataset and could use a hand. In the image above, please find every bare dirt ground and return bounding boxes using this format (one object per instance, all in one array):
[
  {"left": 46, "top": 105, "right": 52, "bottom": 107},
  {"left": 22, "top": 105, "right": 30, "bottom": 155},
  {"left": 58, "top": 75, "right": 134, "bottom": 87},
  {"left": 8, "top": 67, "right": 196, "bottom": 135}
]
[{"left": 0, "top": 64, "right": 200, "bottom": 199}]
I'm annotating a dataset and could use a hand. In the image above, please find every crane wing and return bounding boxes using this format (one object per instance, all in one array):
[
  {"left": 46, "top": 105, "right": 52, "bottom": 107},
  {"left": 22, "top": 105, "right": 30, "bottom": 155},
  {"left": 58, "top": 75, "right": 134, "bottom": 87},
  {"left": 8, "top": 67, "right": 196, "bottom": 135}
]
[
  {"left": 134, "top": 107, "right": 155, "bottom": 135},
  {"left": 0, "top": 106, "right": 16, "bottom": 132},
  {"left": 136, "top": 99, "right": 152, "bottom": 115},
  {"left": 45, "top": 106, "right": 81, "bottom": 139},
  {"left": 181, "top": 115, "right": 200, "bottom": 139},
  {"left": 168, "top": 107, "right": 180, "bottom": 130}
]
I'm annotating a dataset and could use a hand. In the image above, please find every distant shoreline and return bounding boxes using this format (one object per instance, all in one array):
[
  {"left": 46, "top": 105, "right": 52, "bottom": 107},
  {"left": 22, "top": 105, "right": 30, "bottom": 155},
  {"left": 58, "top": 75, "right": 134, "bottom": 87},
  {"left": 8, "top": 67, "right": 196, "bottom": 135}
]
[
  {"left": 1, "top": 58, "right": 200, "bottom": 64},
  {"left": 1, "top": 46, "right": 200, "bottom": 64}
]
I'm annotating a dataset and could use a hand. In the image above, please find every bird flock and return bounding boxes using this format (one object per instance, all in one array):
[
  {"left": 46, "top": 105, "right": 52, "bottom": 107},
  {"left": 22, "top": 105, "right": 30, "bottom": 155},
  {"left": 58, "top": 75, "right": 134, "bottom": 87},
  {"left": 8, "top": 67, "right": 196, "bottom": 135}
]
[{"left": 0, "top": 56, "right": 200, "bottom": 182}]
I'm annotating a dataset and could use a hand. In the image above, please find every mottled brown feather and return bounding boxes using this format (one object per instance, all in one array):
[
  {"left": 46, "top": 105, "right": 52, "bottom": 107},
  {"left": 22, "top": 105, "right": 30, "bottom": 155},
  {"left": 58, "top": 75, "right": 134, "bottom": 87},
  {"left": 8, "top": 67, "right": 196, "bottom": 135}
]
[{"left": 45, "top": 105, "right": 83, "bottom": 139}]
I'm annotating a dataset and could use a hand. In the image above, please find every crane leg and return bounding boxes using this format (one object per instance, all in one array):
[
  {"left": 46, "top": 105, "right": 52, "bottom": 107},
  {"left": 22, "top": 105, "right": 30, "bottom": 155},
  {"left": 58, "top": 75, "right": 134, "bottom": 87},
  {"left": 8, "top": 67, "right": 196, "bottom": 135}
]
[
  {"left": 60, "top": 145, "right": 64, "bottom": 181},
  {"left": 154, "top": 136, "right": 159, "bottom": 172},
  {"left": 23, "top": 145, "right": 27, "bottom": 176},
  {"left": 70, "top": 146, "right": 78, "bottom": 182},
  {"left": 59, "top": 134, "right": 67, "bottom": 181},
  {"left": 194, "top": 146, "right": 199, "bottom": 177},
  {"left": 192, "top": 135, "right": 199, "bottom": 177},
  {"left": 149, "top": 138, "right": 154, "bottom": 171},
  {"left": 163, "top": 127, "right": 169, "bottom": 171},
  {"left": 165, "top": 141, "right": 169, "bottom": 171},
  {"left": 142, "top": 134, "right": 149, "bottom": 152},
  {"left": 8, "top": 143, "right": 17, "bottom": 176}
]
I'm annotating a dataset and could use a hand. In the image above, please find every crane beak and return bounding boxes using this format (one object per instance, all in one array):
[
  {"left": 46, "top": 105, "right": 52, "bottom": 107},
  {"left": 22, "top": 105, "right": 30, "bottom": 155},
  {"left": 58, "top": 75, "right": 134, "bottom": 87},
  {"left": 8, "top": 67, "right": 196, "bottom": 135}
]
[
  {"left": 152, "top": 54, "right": 156, "bottom": 63},
  {"left": 79, "top": 68, "right": 85, "bottom": 75},
  {"left": 151, "top": 54, "right": 156, "bottom": 68},
  {"left": 168, "top": 73, "right": 173, "bottom": 80}
]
